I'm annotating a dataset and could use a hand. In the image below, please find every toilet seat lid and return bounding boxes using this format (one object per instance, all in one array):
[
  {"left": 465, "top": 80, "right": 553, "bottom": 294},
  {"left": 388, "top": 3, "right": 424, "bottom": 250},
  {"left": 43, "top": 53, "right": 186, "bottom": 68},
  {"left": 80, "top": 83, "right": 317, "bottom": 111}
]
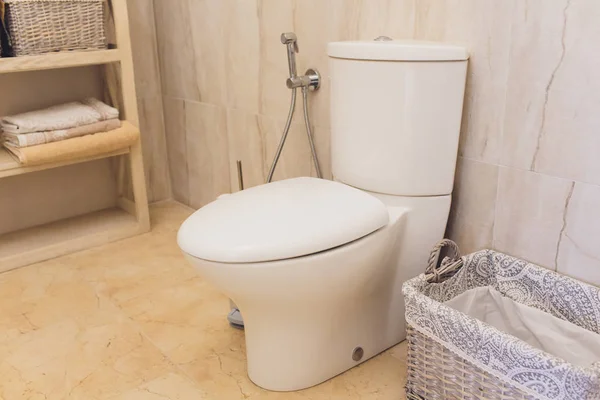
[{"left": 177, "top": 177, "right": 389, "bottom": 263}]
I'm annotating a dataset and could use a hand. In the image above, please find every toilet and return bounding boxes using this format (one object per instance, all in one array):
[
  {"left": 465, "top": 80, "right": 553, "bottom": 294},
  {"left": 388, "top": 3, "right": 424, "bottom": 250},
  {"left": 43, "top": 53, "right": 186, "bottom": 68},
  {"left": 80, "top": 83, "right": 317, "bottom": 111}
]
[{"left": 178, "top": 40, "right": 469, "bottom": 391}]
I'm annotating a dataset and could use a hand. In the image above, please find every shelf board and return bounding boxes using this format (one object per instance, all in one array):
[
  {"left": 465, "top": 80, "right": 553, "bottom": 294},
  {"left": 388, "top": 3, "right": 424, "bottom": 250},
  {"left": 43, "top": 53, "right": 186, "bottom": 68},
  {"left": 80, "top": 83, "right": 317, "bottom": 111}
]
[
  {"left": 0, "top": 146, "right": 130, "bottom": 179},
  {"left": 0, "top": 207, "right": 141, "bottom": 273},
  {"left": 0, "top": 49, "right": 122, "bottom": 74}
]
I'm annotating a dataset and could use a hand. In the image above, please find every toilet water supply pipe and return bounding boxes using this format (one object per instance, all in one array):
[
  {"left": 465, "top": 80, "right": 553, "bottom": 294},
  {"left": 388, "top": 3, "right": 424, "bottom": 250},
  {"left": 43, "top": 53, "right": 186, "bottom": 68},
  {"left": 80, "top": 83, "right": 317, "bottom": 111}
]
[{"left": 266, "top": 33, "right": 322, "bottom": 183}]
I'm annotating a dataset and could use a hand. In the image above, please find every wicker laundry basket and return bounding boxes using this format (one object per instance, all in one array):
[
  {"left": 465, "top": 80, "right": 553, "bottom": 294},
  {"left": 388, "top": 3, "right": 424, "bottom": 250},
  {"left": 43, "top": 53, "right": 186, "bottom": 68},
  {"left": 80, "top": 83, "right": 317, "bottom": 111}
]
[
  {"left": 403, "top": 243, "right": 600, "bottom": 400},
  {"left": 4, "top": 0, "right": 106, "bottom": 56}
]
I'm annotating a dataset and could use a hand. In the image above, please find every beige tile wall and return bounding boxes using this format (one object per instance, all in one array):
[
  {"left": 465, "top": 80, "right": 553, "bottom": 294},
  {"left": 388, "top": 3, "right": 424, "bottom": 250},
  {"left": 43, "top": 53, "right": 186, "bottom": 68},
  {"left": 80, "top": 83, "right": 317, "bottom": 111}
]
[
  {"left": 128, "top": 0, "right": 171, "bottom": 202},
  {"left": 426, "top": 0, "right": 600, "bottom": 287},
  {"left": 153, "top": 0, "right": 418, "bottom": 205},
  {"left": 153, "top": 0, "right": 600, "bottom": 286}
]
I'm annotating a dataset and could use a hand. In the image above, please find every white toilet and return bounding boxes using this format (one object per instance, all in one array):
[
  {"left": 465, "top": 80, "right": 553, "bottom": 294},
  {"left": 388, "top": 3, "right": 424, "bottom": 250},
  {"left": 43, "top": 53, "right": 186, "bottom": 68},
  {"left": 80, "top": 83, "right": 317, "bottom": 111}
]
[{"left": 178, "top": 40, "right": 468, "bottom": 391}]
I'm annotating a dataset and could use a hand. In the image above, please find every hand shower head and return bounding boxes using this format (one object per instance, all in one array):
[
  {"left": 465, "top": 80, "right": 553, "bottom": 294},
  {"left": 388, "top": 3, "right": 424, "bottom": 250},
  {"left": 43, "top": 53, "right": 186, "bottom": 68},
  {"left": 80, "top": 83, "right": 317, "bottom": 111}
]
[
  {"left": 280, "top": 32, "right": 298, "bottom": 47},
  {"left": 281, "top": 32, "right": 299, "bottom": 78}
]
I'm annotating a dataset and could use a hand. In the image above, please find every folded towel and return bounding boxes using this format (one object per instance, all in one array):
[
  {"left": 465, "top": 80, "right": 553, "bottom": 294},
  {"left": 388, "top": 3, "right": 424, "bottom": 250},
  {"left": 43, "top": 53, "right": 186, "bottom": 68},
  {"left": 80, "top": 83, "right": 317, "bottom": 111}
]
[
  {"left": 1, "top": 98, "right": 119, "bottom": 135},
  {"left": 81, "top": 98, "right": 119, "bottom": 121},
  {"left": 3, "top": 121, "right": 139, "bottom": 166},
  {"left": 2, "top": 119, "right": 122, "bottom": 148}
]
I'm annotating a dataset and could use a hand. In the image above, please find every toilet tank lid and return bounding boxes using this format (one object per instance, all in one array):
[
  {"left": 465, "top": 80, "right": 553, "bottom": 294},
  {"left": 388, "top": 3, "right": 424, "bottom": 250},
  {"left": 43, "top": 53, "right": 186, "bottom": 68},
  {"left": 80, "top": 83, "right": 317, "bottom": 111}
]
[
  {"left": 177, "top": 177, "right": 389, "bottom": 263},
  {"left": 328, "top": 40, "right": 469, "bottom": 61}
]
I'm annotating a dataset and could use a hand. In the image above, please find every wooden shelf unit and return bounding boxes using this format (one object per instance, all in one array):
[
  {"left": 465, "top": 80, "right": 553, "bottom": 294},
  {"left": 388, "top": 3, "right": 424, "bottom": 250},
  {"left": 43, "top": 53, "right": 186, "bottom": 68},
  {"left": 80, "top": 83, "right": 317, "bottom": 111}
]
[
  {"left": 0, "top": 146, "right": 130, "bottom": 178},
  {"left": 0, "top": 208, "right": 139, "bottom": 272},
  {"left": 0, "top": 49, "right": 122, "bottom": 74},
  {"left": 0, "top": 0, "right": 150, "bottom": 272}
]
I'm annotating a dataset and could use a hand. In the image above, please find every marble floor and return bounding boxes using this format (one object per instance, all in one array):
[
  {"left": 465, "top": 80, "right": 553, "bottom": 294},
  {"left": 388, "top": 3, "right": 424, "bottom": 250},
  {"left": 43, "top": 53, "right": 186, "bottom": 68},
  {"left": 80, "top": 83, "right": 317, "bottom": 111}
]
[{"left": 0, "top": 201, "right": 408, "bottom": 400}]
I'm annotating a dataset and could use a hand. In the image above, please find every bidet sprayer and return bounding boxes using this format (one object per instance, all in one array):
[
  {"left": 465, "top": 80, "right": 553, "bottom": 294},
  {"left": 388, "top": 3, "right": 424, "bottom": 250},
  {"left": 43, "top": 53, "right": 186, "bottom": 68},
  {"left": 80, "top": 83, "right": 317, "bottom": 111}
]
[
  {"left": 280, "top": 32, "right": 320, "bottom": 91},
  {"left": 267, "top": 33, "right": 322, "bottom": 183},
  {"left": 281, "top": 32, "right": 299, "bottom": 78}
]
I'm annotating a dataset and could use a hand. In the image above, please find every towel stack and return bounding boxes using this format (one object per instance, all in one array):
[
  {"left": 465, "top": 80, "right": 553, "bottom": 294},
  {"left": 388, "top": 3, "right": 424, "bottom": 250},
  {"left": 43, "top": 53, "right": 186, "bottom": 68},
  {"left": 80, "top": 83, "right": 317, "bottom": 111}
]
[
  {"left": 1, "top": 98, "right": 121, "bottom": 148},
  {"left": 0, "top": 99, "right": 140, "bottom": 166}
]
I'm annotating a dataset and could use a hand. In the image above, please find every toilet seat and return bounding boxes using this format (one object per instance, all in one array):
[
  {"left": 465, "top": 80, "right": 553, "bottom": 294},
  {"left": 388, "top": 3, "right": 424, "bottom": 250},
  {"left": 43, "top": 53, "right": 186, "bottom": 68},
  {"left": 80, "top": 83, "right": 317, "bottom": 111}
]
[{"left": 177, "top": 177, "right": 389, "bottom": 263}]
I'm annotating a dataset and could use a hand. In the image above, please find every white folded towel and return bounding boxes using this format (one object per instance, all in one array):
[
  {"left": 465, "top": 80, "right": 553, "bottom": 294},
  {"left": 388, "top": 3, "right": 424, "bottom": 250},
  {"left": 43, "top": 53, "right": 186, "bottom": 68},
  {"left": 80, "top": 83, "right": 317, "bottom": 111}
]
[
  {"left": 2, "top": 119, "right": 122, "bottom": 148},
  {"left": 1, "top": 98, "right": 119, "bottom": 135}
]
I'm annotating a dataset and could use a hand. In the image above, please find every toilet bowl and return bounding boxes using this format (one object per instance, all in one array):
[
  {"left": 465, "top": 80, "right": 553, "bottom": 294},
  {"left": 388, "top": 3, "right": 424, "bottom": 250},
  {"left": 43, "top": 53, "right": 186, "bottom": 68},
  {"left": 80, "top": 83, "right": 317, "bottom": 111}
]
[
  {"left": 179, "top": 179, "right": 452, "bottom": 390},
  {"left": 178, "top": 40, "right": 468, "bottom": 391}
]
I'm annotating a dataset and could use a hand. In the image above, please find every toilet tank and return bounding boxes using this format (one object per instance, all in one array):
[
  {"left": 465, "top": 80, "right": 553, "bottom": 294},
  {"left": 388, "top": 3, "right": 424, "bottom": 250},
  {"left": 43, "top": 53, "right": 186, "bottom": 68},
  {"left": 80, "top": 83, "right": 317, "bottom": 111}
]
[{"left": 328, "top": 40, "right": 468, "bottom": 196}]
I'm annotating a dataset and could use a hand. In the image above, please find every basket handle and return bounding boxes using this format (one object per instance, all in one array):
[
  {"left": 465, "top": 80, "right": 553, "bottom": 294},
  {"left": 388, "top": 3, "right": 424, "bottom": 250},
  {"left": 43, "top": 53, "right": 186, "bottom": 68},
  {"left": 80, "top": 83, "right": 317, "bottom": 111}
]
[{"left": 425, "top": 239, "right": 463, "bottom": 283}]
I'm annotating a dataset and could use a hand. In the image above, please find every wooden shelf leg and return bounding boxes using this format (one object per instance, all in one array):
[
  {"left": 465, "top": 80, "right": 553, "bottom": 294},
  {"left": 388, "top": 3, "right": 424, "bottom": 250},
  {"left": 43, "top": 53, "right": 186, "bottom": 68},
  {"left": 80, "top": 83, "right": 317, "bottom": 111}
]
[
  {"left": 111, "top": 0, "right": 150, "bottom": 234},
  {"left": 129, "top": 141, "right": 150, "bottom": 232},
  {"left": 116, "top": 154, "right": 126, "bottom": 197}
]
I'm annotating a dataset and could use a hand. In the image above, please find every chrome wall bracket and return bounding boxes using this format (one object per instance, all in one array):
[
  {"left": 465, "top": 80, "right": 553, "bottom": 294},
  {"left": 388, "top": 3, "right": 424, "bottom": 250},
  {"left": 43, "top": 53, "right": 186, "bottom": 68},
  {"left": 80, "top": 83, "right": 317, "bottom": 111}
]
[{"left": 286, "top": 68, "right": 321, "bottom": 91}]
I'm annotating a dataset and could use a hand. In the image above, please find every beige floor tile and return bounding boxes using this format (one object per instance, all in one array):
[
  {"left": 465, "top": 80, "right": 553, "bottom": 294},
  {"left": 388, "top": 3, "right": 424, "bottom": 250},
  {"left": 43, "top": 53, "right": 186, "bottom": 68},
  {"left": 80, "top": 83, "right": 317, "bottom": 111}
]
[
  {"left": 64, "top": 203, "right": 197, "bottom": 306},
  {"left": 73, "top": 235, "right": 197, "bottom": 306},
  {"left": 107, "top": 372, "right": 208, "bottom": 400},
  {"left": 117, "top": 277, "right": 234, "bottom": 355},
  {"left": 0, "top": 259, "right": 110, "bottom": 338},
  {"left": 388, "top": 341, "right": 408, "bottom": 365},
  {"left": 0, "top": 292, "right": 173, "bottom": 400}
]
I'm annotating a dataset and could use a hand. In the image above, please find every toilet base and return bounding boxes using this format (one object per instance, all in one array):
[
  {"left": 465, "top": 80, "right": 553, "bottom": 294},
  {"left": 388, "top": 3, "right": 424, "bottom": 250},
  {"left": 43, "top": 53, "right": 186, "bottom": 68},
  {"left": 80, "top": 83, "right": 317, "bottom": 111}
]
[
  {"left": 242, "top": 294, "right": 407, "bottom": 391},
  {"left": 184, "top": 212, "right": 404, "bottom": 391}
]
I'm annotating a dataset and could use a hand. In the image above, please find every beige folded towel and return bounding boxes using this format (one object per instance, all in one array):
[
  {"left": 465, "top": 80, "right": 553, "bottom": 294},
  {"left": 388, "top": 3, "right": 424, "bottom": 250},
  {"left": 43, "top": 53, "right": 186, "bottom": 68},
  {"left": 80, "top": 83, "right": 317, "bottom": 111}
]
[
  {"left": 4, "top": 122, "right": 139, "bottom": 166},
  {"left": 1, "top": 98, "right": 120, "bottom": 134},
  {"left": 3, "top": 119, "right": 122, "bottom": 148}
]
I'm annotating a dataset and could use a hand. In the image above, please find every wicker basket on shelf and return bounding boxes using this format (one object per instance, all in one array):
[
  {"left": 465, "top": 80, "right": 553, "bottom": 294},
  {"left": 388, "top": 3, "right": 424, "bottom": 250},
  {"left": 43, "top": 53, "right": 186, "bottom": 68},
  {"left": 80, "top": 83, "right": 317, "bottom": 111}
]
[{"left": 4, "top": 0, "right": 106, "bottom": 56}]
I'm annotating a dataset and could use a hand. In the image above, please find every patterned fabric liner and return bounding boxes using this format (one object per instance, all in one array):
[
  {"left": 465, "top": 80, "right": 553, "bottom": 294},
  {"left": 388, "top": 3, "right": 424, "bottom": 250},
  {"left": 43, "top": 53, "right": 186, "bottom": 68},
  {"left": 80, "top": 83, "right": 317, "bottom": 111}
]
[{"left": 403, "top": 250, "right": 600, "bottom": 400}]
